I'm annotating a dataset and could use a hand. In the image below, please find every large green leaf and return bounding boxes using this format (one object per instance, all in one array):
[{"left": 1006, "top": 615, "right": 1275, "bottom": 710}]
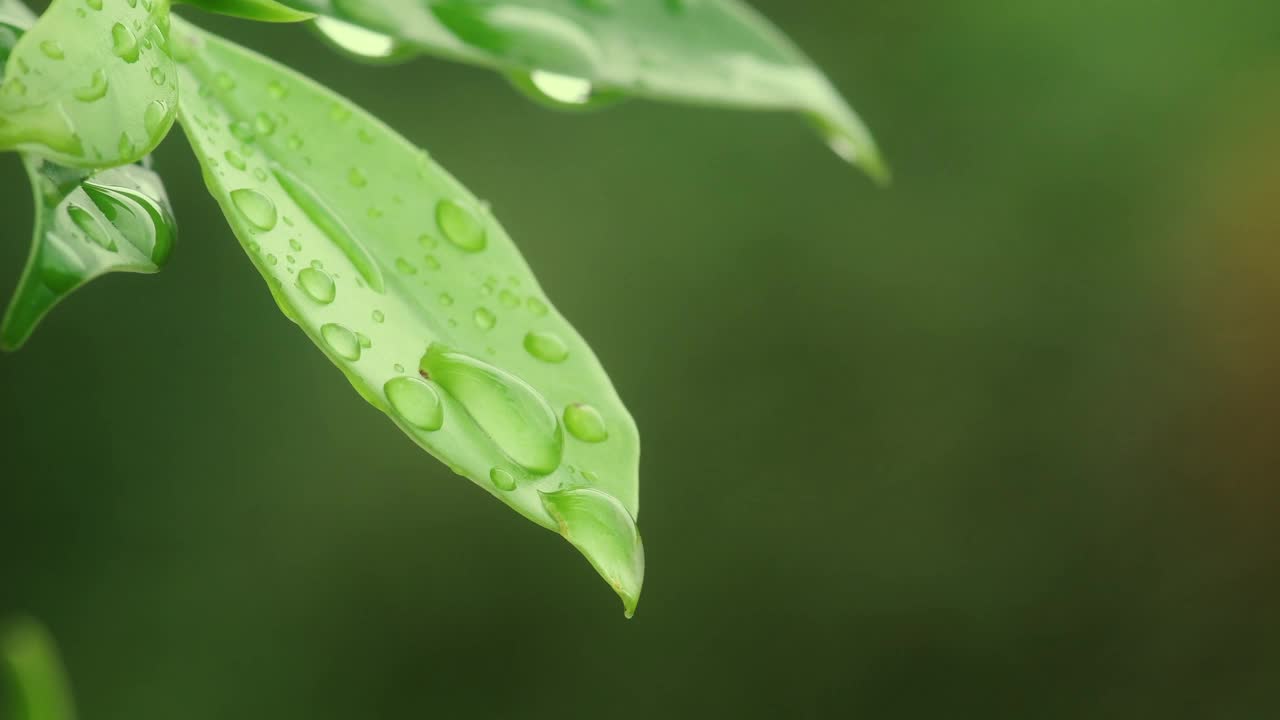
[
  {"left": 279, "top": 0, "right": 887, "bottom": 181},
  {"left": 172, "top": 16, "right": 644, "bottom": 615},
  {"left": 0, "top": 617, "right": 77, "bottom": 720},
  {"left": 0, "top": 0, "right": 176, "bottom": 351},
  {"left": 0, "top": 0, "right": 178, "bottom": 168}
]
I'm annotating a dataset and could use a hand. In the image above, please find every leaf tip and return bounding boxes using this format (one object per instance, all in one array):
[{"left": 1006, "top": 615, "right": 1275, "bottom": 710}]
[{"left": 540, "top": 487, "right": 644, "bottom": 619}]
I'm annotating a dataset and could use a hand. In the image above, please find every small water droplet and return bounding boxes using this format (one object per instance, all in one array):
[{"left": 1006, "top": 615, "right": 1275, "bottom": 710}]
[
  {"left": 229, "top": 120, "right": 255, "bottom": 143},
  {"left": 230, "top": 188, "right": 277, "bottom": 230},
  {"left": 143, "top": 100, "right": 168, "bottom": 137},
  {"left": 39, "top": 41, "right": 64, "bottom": 60},
  {"left": 436, "top": 199, "right": 486, "bottom": 252},
  {"left": 372, "top": 309, "right": 385, "bottom": 323},
  {"left": 347, "top": 168, "right": 367, "bottom": 187},
  {"left": 110, "top": 22, "right": 140, "bottom": 63},
  {"left": 418, "top": 234, "right": 438, "bottom": 249},
  {"left": 564, "top": 403, "right": 608, "bottom": 443},
  {"left": 266, "top": 253, "right": 278, "bottom": 266},
  {"left": 149, "top": 66, "right": 166, "bottom": 86},
  {"left": 267, "top": 80, "right": 287, "bottom": 99},
  {"left": 288, "top": 238, "right": 302, "bottom": 251},
  {"left": 490, "top": 467, "right": 517, "bottom": 491},
  {"left": 254, "top": 112, "right": 276, "bottom": 136},
  {"left": 499, "top": 289, "right": 519, "bottom": 308},
  {"left": 86, "top": 0, "right": 103, "bottom": 11},
  {"left": 527, "top": 297, "right": 549, "bottom": 316},
  {"left": 72, "top": 69, "right": 108, "bottom": 102},
  {"left": 473, "top": 307, "right": 496, "bottom": 330},
  {"left": 215, "top": 72, "right": 236, "bottom": 91},
  {"left": 524, "top": 331, "right": 569, "bottom": 363},
  {"left": 421, "top": 345, "right": 563, "bottom": 475},
  {"left": 356, "top": 332, "right": 372, "bottom": 349},
  {"left": 395, "top": 257, "right": 417, "bottom": 275},
  {"left": 385, "top": 376, "right": 443, "bottom": 431},
  {"left": 438, "top": 293, "right": 454, "bottom": 307},
  {"left": 322, "top": 323, "right": 361, "bottom": 361},
  {"left": 224, "top": 150, "right": 246, "bottom": 170},
  {"left": 423, "top": 255, "right": 441, "bottom": 270},
  {"left": 297, "top": 267, "right": 336, "bottom": 304}
]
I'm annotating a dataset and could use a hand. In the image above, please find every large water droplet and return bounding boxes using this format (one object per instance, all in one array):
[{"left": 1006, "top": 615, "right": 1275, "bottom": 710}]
[
  {"left": 564, "top": 402, "right": 608, "bottom": 443},
  {"left": 72, "top": 69, "right": 108, "bottom": 102},
  {"left": 523, "top": 331, "right": 568, "bottom": 363},
  {"left": 230, "top": 188, "right": 277, "bottom": 230},
  {"left": 322, "top": 323, "right": 361, "bottom": 361},
  {"left": 385, "top": 376, "right": 443, "bottom": 431},
  {"left": 421, "top": 345, "right": 562, "bottom": 475},
  {"left": 297, "top": 266, "right": 335, "bottom": 304},
  {"left": 436, "top": 199, "right": 486, "bottom": 252},
  {"left": 540, "top": 487, "right": 644, "bottom": 618}
]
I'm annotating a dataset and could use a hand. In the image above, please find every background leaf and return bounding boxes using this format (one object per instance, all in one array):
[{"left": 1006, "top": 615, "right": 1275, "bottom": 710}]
[
  {"left": 179, "top": 0, "right": 315, "bottom": 24},
  {"left": 276, "top": 0, "right": 886, "bottom": 180},
  {"left": 0, "top": 0, "right": 176, "bottom": 351},
  {"left": 0, "top": 617, "right": 77, "bottom": 720},
  {"left": 0, "top": 0, "right": 178, "bottom": 168},
  {"left": 171, "top": 16, "right": 643, "bottom": 615}
]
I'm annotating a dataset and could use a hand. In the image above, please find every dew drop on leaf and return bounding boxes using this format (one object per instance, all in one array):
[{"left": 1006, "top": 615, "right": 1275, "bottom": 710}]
[
  {"left": 296, "top": 266, "right": 336, "bottom": 304},
  {"left": 230, "top": 188, "right": 277, "bottom": 230},
  {"left": 436, "top": 199, "right": 486, "bottom": 252},
  {"left": 523, "top": 331, "right": 568, "bottom": 363},
  {"left": 385, "top": 376, "right": 444, "bottom": 431},
  {"left": 564, "top": 402, "right": 608, "bottom": 443}
]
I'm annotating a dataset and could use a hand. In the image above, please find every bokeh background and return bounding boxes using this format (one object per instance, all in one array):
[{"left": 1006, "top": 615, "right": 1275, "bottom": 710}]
[{"left": 3, "top": 1, "right": 1280, "bottom": 717}]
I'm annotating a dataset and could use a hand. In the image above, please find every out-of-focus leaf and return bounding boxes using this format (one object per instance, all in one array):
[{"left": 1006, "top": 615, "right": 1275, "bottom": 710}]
[
  {"left": 171, "top": 17, "right": 643, "bottom": 615},
  {"left": 279, "top": 0, "right": 886, "bottom": 180},
  {"left": 0, "top": 617, "right": 77, "bottom": 720},
  {"left": 0, "top": 0, "right": 178, "bottom": 168},
  {"left": 180, "top": 0, "right": 315, "bottom": 24},
  {"left": 0, "top": 0, "right": 176, "bottom": 351}
]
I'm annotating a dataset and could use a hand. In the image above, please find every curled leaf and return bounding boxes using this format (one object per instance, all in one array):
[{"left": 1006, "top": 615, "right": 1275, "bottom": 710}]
[
  {"left": 171, "top": 16, "right": 643, "bottom": 615},
  {"left": 0, "top": 0, "right": 176, "bottom": 352},
  {"left": 276, "top": 0, "right": 887, "bottom": 180}
]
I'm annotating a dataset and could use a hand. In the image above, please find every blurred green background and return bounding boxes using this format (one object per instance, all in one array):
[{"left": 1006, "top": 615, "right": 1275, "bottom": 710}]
[{"left": 3, "top": 1, "right": 1280, "bottom": 717}]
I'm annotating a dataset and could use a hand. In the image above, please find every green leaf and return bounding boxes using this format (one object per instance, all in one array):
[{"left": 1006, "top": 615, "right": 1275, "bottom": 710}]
[
  {"left": 279, "top": 0, "right": 886, "bottom": 181},
  {"left": 1, "top": 617, "right": 77, "bottom": 720},
  {"left": 171, "top": 17, "right": 644, "bottom": 616},
  {"left": 0, "top": 0, "right": 176, "bottom": 351},
  {"left": 0, "top": 0, "right": 178, "bottom": 168},
  {"left": 0, "top": 156, "right": 176, "bottom": 350},
  {"left": 180, "top": 0, "right": 315, "bottom": 24}
]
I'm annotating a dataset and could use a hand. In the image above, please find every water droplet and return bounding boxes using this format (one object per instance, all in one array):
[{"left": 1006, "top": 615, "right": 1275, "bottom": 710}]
[
  {"left": 421, "top": 345, "right": 563, "bottom": 475},
  {"left": 436, "top": 199, "right": 486, "bottom": 252},
  {"left": 143, "top": 100, "right": 168, "bottom": 137},
  {"left": 564, "top": 403, "right": 608, "bottom": 443},
  {"left": 229, "top": 120, "right": 255, "bottom": 143},
  {"left": 473, "top": 307, "right": 496, "bottom": 330},
  {"left": 230, "top": 188, "right": 277, "bottom": 230},
  {"left": 288, "top": 238, "right": 302, "bottom": 251},
  {"left": 524, "top": 331, "right": 569, "bottom": 363},
  {"left": 86, "top": 0, "right": 102, "bottom": 10},
  {"left": 214, "top": 71, "right": 236, "bottom": 91},
  {"left": 539, "top": 487, "right": 643, "bottom": 618},
  {"left": 490, "top": 467, "right": 516, "bottom": 491},
  {"left": 117, "top": 132, "right": 136, "bottom": 158},
  {"left": 72, "top": 69, "right": 108, "bottom": 102},
  {"left": 322, "top": 323, "right": 361, "bottom": 361},
  {"left": 527, "top": 297, "right": 549, "bottom": 316},
  {"left": 385, "top": 376, "right": 443, "bottom": 431},
  {"left": 254, "top": 112, "right": 276, "bottom": 136},
  {"left": 372, "top": 309, "right": 385, "bottom": 323},
  {"left": 423, "top": 254, "right": 441, "bottom": 270},
  {"left": 224, "top": 150, "right": 246, "bottom": 170},
  {"left": 39, "top": 41, "right": 64, "bottom": 60},
  {"left": 395, "top": 257, "right": 417, "bottom": 275},
  {"left": 271, "top": 166, "right": 386, "bottom": 292},
  {"left": 499, "top": 289, "right": 519, "bottom": 308},
  {"left": 68, "top": 205, "right": 114, "bottom": 250},
  {"left": 267, "top": 80, "right": 287, "bottom": 100},
  {"left": 418, "top": 234, "right": 438, "bottom": 249},
  {"left": 347, "top": 168, "right": 367, "bottom": 187},
  {"left": 111, "top": 23, "right": 139, "bottom": 62},
  {"left": 253, "top": 168, "right": 268, "bottom": 182},
  {"left": 266, "top": 253, "right": 278, "bottom": 266},
  {"left": 438, "top": 293, "right": 454, "bottom": 307},
  {"left": 297, "top": 267, "right": 336, "bottom": 304},
  {"left": 149, "top": 66, "right": 166, "bottom": 86},
  {"left": 286, "top": 134, "right": 303, "bottom": 150}
]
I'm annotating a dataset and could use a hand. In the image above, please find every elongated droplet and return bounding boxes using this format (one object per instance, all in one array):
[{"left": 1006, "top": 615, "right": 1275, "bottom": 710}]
[
  {"left": 421, "top": 345, "right": 562, "bottom": 475},
  {"left": 67, "top": 205, "right": 114, "bottom": 250},
  {"left": 524, "top": 331, "right": 568, "bottom": 363},
  {"left": 322, "top": 323, "right": 361, "bottom": 361},
  {"left": 297, "top": 266, "right": 335, "bottom": 304},
  {"left": 385, "top": 376, "right": 443, "bottom": 431},
  {"left": 490, "top": 467, "right": 516, "bottom": 491},
  {"left": 143, "top": 100, "right": 168, "bottom": 137},
  {"left": 436, "top": 199, "right": 486, "bottom": 252},
  {"left": 39, "top": 41, "right": 64, "bottom": 60},
  {"left": 230, "top": 188, "right": 277, "bottom": 230},
  {"left": 541, "top": 488, "right": 644, "bottom": 618},
  {"left": 111, "top": 23, "right": 139, "bottom": 63},
  {"left": 564, "top": 403, "right": 608, "bottom": 443}
]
